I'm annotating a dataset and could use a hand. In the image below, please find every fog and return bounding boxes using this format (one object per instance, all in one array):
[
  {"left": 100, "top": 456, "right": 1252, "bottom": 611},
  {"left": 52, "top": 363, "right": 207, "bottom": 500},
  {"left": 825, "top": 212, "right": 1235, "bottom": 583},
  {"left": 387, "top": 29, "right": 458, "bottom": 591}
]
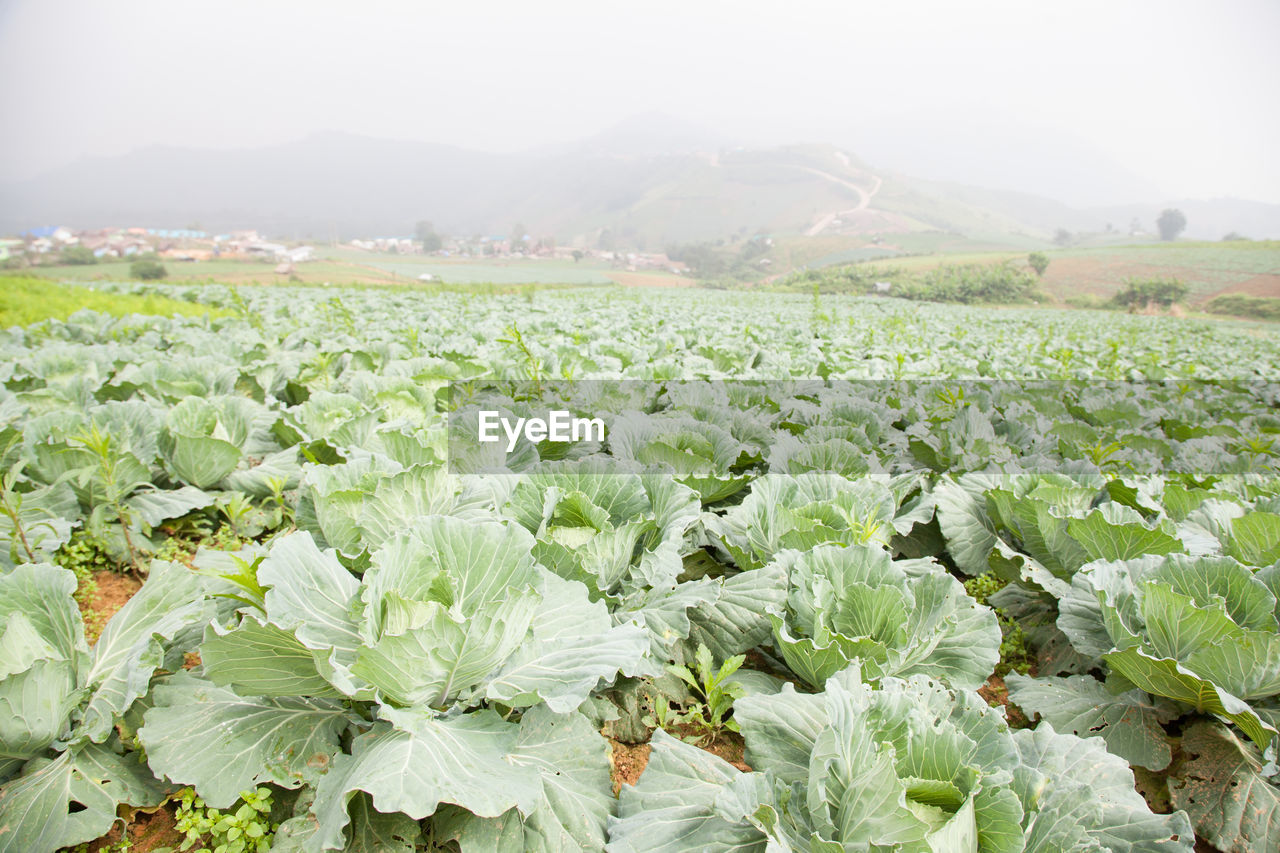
[{"left": 1, "top": 0, "right": 1277, "bottom": 206}]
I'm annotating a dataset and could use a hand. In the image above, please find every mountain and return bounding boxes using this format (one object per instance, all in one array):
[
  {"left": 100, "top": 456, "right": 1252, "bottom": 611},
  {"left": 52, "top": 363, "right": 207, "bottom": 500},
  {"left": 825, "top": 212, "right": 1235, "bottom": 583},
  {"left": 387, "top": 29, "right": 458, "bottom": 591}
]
[
  {"left": 844, "top": 119, "right": 1169, "bottom": 209},
  {"left": 2, "top": 121, "right": 1277, "bottom": 245}
]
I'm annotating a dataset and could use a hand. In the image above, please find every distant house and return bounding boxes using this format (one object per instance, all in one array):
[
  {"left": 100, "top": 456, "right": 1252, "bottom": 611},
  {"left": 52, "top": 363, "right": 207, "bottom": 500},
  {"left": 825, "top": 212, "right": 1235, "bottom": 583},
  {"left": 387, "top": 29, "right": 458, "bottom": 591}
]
[
  {"left": 20, "top": 226, "right": 75, "bottom": 245},
  {"left": 246, "top": 242, "right": 288, "bottom": 258},
  {"left": 274, "top": 262, "right": 295, "bottom": 275},
  {"left": 161, "top": 248, "right": 214, "bottom": 261},
  {"left": 370, "top": 237, "right": 414, "bottom": 253},
  {"left": 286, "top": 246, "right": 314, "bottom": 263},
  {"left": 873, "top": 281, "right": 892, "bottom": 294}
]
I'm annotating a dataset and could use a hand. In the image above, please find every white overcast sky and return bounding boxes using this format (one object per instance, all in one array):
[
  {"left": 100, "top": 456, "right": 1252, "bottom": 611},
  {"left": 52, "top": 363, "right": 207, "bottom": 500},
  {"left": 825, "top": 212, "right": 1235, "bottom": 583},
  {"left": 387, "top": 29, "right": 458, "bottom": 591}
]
[{"left": 1, "top": 0, "right": 1276, "bottom": 203}]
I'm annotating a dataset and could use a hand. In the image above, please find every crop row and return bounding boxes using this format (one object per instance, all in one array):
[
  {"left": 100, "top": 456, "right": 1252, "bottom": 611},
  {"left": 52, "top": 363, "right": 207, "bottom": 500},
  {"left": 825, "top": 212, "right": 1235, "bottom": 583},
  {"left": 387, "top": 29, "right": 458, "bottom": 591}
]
[{"left": 1, "top": 286, "right": 1278, "bottom": 851}]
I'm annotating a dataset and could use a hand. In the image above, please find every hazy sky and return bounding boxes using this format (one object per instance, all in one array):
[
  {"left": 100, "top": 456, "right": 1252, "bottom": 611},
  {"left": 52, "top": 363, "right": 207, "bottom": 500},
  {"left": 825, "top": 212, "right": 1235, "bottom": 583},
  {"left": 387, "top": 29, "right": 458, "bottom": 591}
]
[{"left": 1, "top": 0, "right": 1277, "bottom": 204}]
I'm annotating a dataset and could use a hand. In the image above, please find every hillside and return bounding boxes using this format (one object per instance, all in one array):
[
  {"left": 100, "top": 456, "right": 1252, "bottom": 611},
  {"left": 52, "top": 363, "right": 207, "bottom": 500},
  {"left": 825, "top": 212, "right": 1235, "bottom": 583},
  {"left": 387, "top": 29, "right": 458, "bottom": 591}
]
[{"left": 3, "top": 126, "right": 1278, "bottom": 247}]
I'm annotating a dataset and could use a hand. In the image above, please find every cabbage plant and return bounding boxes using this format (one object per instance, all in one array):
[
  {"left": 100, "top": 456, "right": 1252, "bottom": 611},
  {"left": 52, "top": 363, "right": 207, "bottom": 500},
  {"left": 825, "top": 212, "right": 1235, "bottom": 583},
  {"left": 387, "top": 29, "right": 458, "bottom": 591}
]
[
  {"left": 1049, "top": 553, "right": 1280, "bottom": 754},
  {"left": 767, "top": 543, "right": 1001, "bottom": 690},
  {"left": 0, "top": 562, "right": 212, "bottom": 853},
  {"left": 499, "top": 458, "right": 713, "bottom": 662},
  {"left": 609, "top": 412, "right": 754, "bottom": 503},
  {"left": 298, "top": 457, "right": 493, "bottom": 557},
  {"left": 138, "top": 517, "right": 650, "bottom": 851},
  {"left": 1008, "top": 552, "right": 1280, "bottom": 848},
  {"left": 707, "top": 473, "right": 930, "bottom": 572},
  {"left": 608, "top": 667, "right": 1193, "bottom": 852},
  {"left": 159, "top": 395, "right": 268, "bottom": 488}
]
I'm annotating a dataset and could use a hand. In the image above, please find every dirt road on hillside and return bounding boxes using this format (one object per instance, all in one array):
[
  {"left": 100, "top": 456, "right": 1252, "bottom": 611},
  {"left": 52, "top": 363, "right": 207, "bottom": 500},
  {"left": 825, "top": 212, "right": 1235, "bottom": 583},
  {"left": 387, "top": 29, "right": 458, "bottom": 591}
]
[{"left": 803, "top": 170, "right": 883, "bottom": 236}]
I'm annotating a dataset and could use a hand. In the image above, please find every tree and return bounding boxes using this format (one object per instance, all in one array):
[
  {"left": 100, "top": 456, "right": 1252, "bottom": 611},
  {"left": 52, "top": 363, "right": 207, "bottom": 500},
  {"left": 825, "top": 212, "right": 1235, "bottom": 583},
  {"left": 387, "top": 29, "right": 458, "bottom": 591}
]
[
  {"left": 130, "top": 259, "right": 166, "bottom": 280},
  {"left": 571, "top": 250, "right": 584, "bottom": 263},
  {"left": 1027, "top": 251, "right": 1049, "bottom": 277},
  {"left": 1112, "top": 277, "right": 1188, "bottom": 311},
  {"left": 1053, "top": 228, "right": 1073, "bottom": 247},
  {"left": 1156, "top": 208, "right": 1186, "bottom": 242},
  {"left": 666, "top": 242, "right": 725, "bottom": 277},
  {"left": 415, "top": 220, "right": 443, "bottom": 252},
  {"left": 60, "top": 245, "right": 97, "bottom": 265},
  {"left": 510, "top": 223, "right": 528, "bottom": 252}
]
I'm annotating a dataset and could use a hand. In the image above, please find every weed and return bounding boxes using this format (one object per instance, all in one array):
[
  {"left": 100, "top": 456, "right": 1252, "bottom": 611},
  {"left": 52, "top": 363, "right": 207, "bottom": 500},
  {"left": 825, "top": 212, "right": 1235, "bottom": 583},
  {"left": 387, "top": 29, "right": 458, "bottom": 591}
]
[
  {"left": 645, "top": 644, "right": 746, "bottom": 746},
  {"left": 174, "top": 786, "right": 277, "bottom": 853},
  {"left": 56, "top": 532, "right": 114, "bottom": 638},
  {"left": 497, "top": 322, "right": 544, "bottom": 391},
  {"left": 964, "top": 572, "right": 1034, "bottom": 676}
]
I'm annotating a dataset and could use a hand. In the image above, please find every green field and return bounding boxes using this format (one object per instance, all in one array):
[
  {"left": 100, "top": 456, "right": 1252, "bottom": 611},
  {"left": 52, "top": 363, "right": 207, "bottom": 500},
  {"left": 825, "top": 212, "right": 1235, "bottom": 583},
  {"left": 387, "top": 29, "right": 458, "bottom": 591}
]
[
  {"left": 2, "top": 284, "right": 1279, "bottom": 852},
  {"left": 20, "top": 239, "right": 1280, "bottom": 313},
  {"left": 0, "top": 275, "right": 227, "bottom": 326},
  {"left": 27, "top": 251, "right": 620, "bottom": 287},
  {"left": 346, "top": 257, "right": 615, "bottom": 285},
  {"left": 853, "top": 240, "right": 1280, "bottom": 305},
  {"left": 27, "top": 257, "right": 402, "bottom": 285}
]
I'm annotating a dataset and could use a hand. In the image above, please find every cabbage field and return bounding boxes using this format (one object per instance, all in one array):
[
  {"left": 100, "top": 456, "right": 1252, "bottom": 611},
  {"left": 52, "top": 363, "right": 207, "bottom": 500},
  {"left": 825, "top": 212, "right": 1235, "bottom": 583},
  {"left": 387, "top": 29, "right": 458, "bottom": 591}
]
[{"left": 2, "top": 283, "right": 1280, "bottom": 852}]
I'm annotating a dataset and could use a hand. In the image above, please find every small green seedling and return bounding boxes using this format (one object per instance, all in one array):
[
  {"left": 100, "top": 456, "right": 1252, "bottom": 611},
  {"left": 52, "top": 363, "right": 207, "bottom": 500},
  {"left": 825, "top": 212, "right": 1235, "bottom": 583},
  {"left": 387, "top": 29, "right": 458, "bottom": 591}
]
[{"left": 647, "top": 644, "right": 747, "bottom": 746}]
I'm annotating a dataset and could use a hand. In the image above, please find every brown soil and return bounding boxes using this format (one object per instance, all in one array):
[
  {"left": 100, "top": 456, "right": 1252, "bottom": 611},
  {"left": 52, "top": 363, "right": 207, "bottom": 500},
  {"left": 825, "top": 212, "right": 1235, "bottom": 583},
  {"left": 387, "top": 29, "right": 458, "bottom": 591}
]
[
  {"left": 978, "top": 674, "right": 1030, "bottom": 729},
  {"left": 609, "top": 727, "right": 752, "bottom": 795},
  {"left": 605, "top": 270, "right": 695, "bottom": 288},
  {"left": 1037, "top": 257, "right": 1231, "bottom": 306},
  {"left": 80, "top": 570, "right": 142, "bottom": 643},
  {"left": 86, "top": 804, "right": 185, "bottom": 853},
  {"left": 1213, "top": 273, "right": 1280, "bottom": 298},
  {"left": 1038, "top": 257, "right": 1166, "bottom": 299},
  {"left": 680, "top": 728, "right": 750, "bottom": 773},
  {"left": 610, "top": 740, "right": 651, "bottom": 795}
]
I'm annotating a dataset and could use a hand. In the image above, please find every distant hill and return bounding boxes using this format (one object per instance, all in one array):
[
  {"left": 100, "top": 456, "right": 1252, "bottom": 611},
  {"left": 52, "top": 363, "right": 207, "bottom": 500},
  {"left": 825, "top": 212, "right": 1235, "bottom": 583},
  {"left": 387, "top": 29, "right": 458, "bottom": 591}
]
[
  {"left": 1086, "top": 198, "right": 1280, "bottom": 241},
  {"left": 2, "top": 122, "right": 1277, "bottom": 246}
]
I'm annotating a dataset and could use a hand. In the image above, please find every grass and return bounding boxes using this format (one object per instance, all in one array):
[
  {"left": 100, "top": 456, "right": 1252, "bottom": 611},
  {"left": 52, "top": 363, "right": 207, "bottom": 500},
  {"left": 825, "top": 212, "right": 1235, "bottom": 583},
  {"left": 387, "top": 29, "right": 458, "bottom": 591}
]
[
  {"left": 861, "top": 251, "right": 1021, "bottom": 272},
  {"left": 20, "top": 238, "right": 1276, "bottom": 308},
  {"left": 27, "top": 258, "right": 404, "bottom": 286},
  {"left": 884, "top": 231, "right": 1047, "bottom": 253},
  {"left": 851, "top": 241, "right": 1280, "bottom": 306},
  {"left": 1114, "top": 239, "right": 1280, "bottom": 252},
  {"left": 321, "top": 249, "right": 616, "bottom": 285},
  {"left": 0, "top": 275, "right": 226, "bottom": 326},
  {"left": 1053, "top": 244, "right": 1280, "bottom": 274},
  {"left": 1205, "top": 294, "right": 1280, "bottom": 322},
  {"left": 25, "top": 251, "right": 619, "bottom": 287},
  {"left": 358, "top": 259, "right": 613, "bottom": 284}
]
